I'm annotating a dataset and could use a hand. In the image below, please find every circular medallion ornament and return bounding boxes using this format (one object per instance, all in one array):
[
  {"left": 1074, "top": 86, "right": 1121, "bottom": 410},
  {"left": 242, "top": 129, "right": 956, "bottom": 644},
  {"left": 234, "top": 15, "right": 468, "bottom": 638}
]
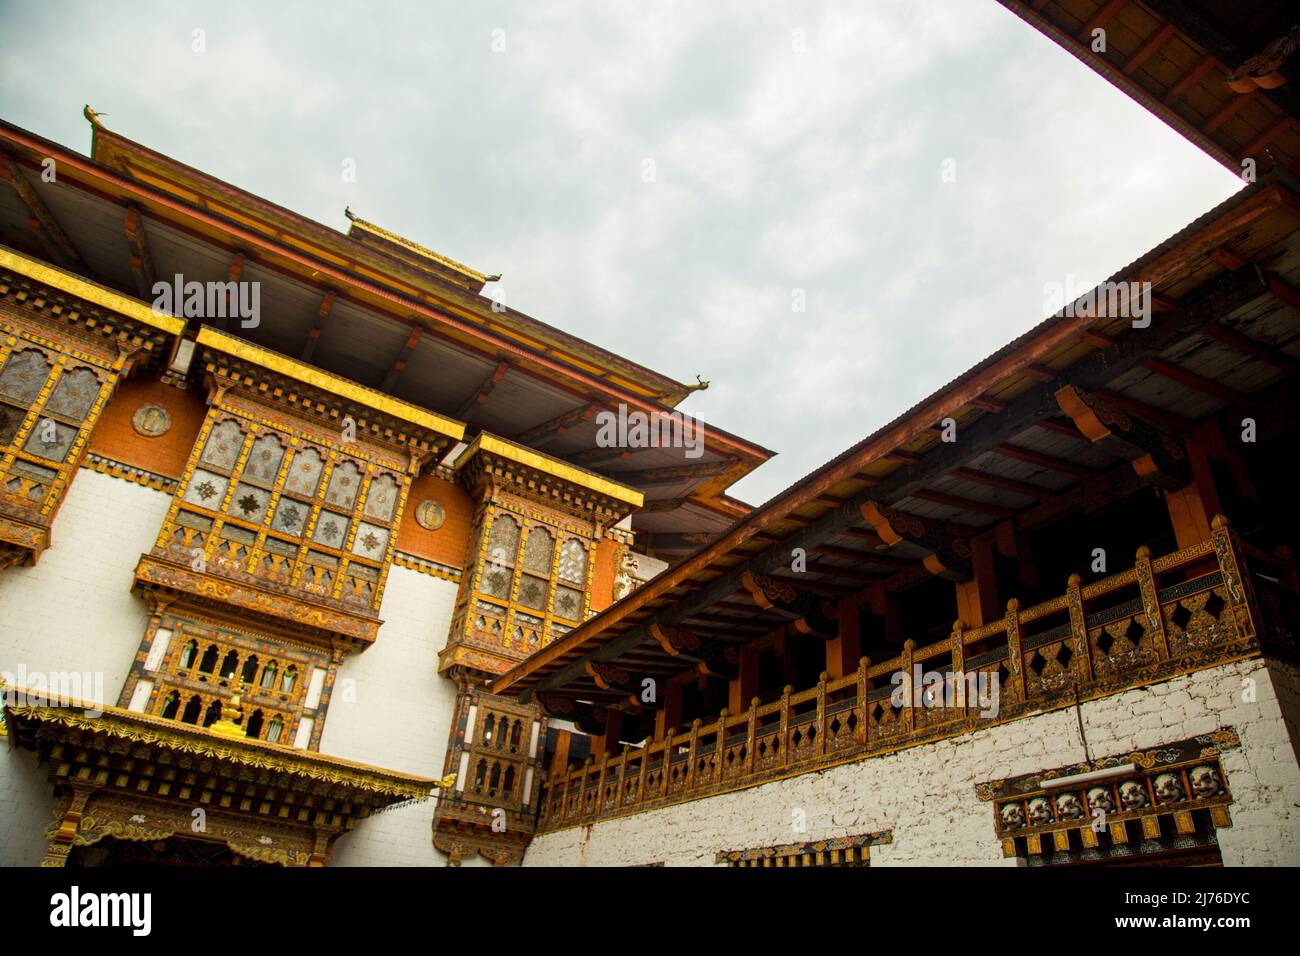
[
  {"left": 131, "top": 404, "right": 172, "bottom": 437},
  {"left": 415, "top": 498, "right": 446, "bottom": 531}
]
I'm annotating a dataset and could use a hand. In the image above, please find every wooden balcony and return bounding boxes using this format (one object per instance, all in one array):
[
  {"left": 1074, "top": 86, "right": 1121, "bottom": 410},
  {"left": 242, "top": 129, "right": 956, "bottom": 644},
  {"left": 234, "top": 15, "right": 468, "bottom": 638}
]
[{"left": 537, "top": 516, "right": 1298, "bottom": 832}]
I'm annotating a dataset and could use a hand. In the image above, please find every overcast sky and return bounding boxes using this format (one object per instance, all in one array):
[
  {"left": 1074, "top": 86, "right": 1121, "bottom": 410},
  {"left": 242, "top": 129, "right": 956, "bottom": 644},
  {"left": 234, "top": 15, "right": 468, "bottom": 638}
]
[{"left": 0, "top": 0, "right": 1243, "bottom": 505}]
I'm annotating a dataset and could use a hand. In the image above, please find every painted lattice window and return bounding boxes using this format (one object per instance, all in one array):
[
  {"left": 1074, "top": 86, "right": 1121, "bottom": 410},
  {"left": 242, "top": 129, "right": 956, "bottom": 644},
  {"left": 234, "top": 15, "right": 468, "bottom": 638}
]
[
  {"left": 0, "top": 344, "right": 107, "bottom": 509},
  {"left": 473, "top": 511, "right": 593, "bottom": 651},
  {"left": 164, "top": 410, "right": 406, "bottom": 612}
]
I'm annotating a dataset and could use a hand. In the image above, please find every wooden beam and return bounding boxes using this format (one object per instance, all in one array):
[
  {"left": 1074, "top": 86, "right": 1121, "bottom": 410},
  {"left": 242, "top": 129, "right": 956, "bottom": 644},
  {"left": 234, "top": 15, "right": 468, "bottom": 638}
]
[
  {"left": 122, "top": 204, "right": 157, "bottom": 301},
  {"left": 455, "top": 359, "right": 509, "bottom": 420},
  {"left": 300, "top": 290, "right": 337, "bottom": 362},
  {"left": 1202, "top": 324, "right": 1300, "bottom": 375},
  {"left": 571, "top": 447, "right": 633, "bottom": 467},
  {"left": 1078, "top": 0, "right": 1128, "bottom": 41},
  {"left": 1055, "top": 384, "right": 1189, "bottom": 488},
  {"left": 380, "top": 326, "right": 423, "bottom": 392},
  {"left": 910, "top": 489, "right": 1016, "bottom": 519},
  {"left": 1165, "top": 55, "right": 1216, "bottom": 102},
  {"left": 608, "top": 459, "right": 735, "bottom": 485},
  {"left": 515, "top": 402, "right": 600, "bottom": 445},
  {"left": 1094, "top": 389, "right": 1191, "bottom": 434},
  {"left": 1123, "top": 22, "right": 1176, "bottom": 75},
  {"left": 0, "top": 152, "right": 87, "bottom": 273},
  {"left": 1141, "top": 357, "right": 1248, "bottom": 407},
  {"left": 949, "top": 467, "right": 1048, "bottom": 499},
  {"left": 989, "top": 443, "right": 1095, "bottom": 479}
]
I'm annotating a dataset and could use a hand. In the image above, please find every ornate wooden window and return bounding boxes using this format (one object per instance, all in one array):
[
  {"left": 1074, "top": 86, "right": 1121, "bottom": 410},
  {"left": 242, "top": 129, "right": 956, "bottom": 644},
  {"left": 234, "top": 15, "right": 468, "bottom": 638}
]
[
  {"left": 0, "top": 249, "right": 182, "bottom": 568},
  {"left": 465, "top": 507, "right": 597, "bottom": 659},
  {"left": 716, "top": 831, "right": 892, "bottom": 867},
  {"left": 163, "top": 406, "right": 406, "bottom": 619},
  {"left": 133, "top": 328, "right": 461, "bottom": 650},
  {"left": 119, "top": 607, "right": 335, "bottom": 750},
  {"left": 439, "top": 432, "right": 641, "bottom": 680},
  {"left": 981, "top": 731, "right": 1239, "bottom": 867}
]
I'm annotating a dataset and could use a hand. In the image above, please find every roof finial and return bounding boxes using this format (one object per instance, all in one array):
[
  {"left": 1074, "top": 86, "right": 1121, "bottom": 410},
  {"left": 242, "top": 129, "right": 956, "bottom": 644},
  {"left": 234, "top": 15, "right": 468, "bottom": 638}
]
[
  {"left": 83, "top": 105, "right": 107, "bottom": 129},
  {"left": 344, "top": 206, "right": 357, "bottom": 222},
  {"left": 688, "top": 374, "right": 710, "bottom": 392}
]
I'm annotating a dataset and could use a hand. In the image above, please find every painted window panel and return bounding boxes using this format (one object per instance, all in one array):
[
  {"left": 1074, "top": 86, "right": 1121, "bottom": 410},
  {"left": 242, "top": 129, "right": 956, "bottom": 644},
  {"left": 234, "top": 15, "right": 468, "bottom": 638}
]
[
  {"left": 227, "top": 483, "right": 271, "bottom": 523},
  {"left": 283, "top": 447, "right": 324, "bottom": 498},
  {"left": 325, "top": 461, "right": 362, "bottom": 510},
  {"left": 312, "top": 511, "right": 350, "bottom": 549},
  {"left": 351, "top": 522, "right": 389, "bottom": 560},
  {"left": 22, "top": 418, "right": 77, "bottom": 462},
  {"left": 363, "top": 473, "right": 399, "bottom": 523},
  {"left": 184, "top": 469, "right": 229, "bottom": 507},
  {"left": 241, "top": 434, "right": 285, "bottom": 488},
  {"left": 271, "top": 497, "right": 308, "bottom": 536},
  {"left": 43, "top": 367, "right": 100, "bottom": 421},
  {"left": 558, "top": 538, "right": 587, "bottom": 585},
  {"left": 200, "top": 419, "right": 244, "bottom": 471},
  {"left": 522, "top": 526, "right": 554, "bottom": 574},
  {"left": 517, "top": 574, "right": 548, "bottom": 611},
  {"left": 0, "top": 349, "right": 51, "bottom": 403}
]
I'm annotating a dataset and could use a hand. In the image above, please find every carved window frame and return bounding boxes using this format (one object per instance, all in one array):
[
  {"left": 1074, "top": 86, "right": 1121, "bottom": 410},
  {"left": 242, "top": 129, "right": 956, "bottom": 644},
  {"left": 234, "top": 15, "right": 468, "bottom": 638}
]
[{"left": 156, "top": 394, "right": 412, "bottom": 615}]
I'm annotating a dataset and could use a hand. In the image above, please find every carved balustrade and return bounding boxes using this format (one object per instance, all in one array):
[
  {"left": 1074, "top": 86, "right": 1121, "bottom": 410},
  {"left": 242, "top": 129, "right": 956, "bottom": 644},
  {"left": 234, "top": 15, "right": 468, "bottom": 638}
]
[{"left": 537, "top": 516, "right": 1294, "bottom": 831}]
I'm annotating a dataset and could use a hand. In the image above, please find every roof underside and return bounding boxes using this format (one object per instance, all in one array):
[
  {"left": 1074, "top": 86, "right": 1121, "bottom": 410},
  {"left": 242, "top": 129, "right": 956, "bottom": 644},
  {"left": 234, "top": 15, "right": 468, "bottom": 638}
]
[{"left": 494, "top": 174, "right": 1300, "bottom": 701}]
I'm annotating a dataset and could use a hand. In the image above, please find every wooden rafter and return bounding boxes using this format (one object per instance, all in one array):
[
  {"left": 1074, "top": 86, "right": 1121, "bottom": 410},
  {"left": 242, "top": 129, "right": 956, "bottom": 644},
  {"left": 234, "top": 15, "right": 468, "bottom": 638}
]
[
  {"left": 515, "top": 402, "right": 600, "bottom": 445},
  {"left": 122, "top": 204, "right": 157, "bottom": 300},
  {"left": 455, "top": 359, "right": 510, "bottom": 420},
  {"left": 948, "top": 467, "right": 1047, "bottom": 499},
  {"left": 1203, "top": 324, "right": 1300, "bottom": 375},
  {"left": 380, "top": 326, "right": 423, "bottom": 392},
  {"left": 607, "top": 459, "right": 735, "bottom": 486},
  {"left": 989, "top": 443, "right": 1095, "bottom": 479},
  {"left": 1141, "top": 357, "right": 1248, "bottom": 407},
  {"left": 300, "top": 289, "right": 336, "bottom": 362},
  {"left": 0, "top": 152, "right": 87, "bottom": 273}
]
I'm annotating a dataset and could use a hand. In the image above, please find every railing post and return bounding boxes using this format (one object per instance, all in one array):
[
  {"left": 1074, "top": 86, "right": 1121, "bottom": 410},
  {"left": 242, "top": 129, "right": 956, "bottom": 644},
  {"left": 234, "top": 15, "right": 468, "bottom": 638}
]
[
  {"left": 686, "top": 718, "right": 701, "bottom": 790},
  {"left": 1005, "top": 599, "right": 1026, "bottom": 701},
  {"left": 636, "top": 741, "right": 649, "bottom": 805},
  {"left": 816, "top": 671, "right": 828, "bottom": 756},
  {"left": 1212, "top": 515, "right": 1257, "bottom": 643},
  {"left": 779, "top": 685, "right": 792, "bottom": 766},
  {"left": 660, "top": 736, "right": 671, "bottom": 797},
  {"left": 596, "top": 753, "right": 608, "bottom": 811},
  {"left": 1066, "top": 573, "right": 1092, "bottom": 682},
  {"left": 950, "top": 621, "right": 966, "bottom": 718},
  {"left": 716, "top": 709, "right": 728, "bottom": 784},
  {"left": 1134, "top": 545, "right": 1170, "bottom": 660},
  {"left": 902, "top": 640, "right": 916, "bottom": 733},
  {"left": 614, "top": 752, "right": 627, "bottom": 809},
  {"left": 856, "top": 657, "right": 870, "bottom": 746},
  {"left": 745, "top": 697, "right": 758, "bottom": 775}
]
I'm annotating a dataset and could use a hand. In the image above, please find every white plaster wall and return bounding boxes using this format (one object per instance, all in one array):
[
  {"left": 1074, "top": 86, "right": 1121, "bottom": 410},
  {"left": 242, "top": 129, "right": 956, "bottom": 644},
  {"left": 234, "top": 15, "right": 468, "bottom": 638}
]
[
  {"left": 322, "top": 566, "right": 484, "bottom": 866},
  {"left": 522, "top": 659, "right": 1300, "bottom": 867},
  {"left": 0, "top": 470, "right": 171, "bottom": 866}
]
